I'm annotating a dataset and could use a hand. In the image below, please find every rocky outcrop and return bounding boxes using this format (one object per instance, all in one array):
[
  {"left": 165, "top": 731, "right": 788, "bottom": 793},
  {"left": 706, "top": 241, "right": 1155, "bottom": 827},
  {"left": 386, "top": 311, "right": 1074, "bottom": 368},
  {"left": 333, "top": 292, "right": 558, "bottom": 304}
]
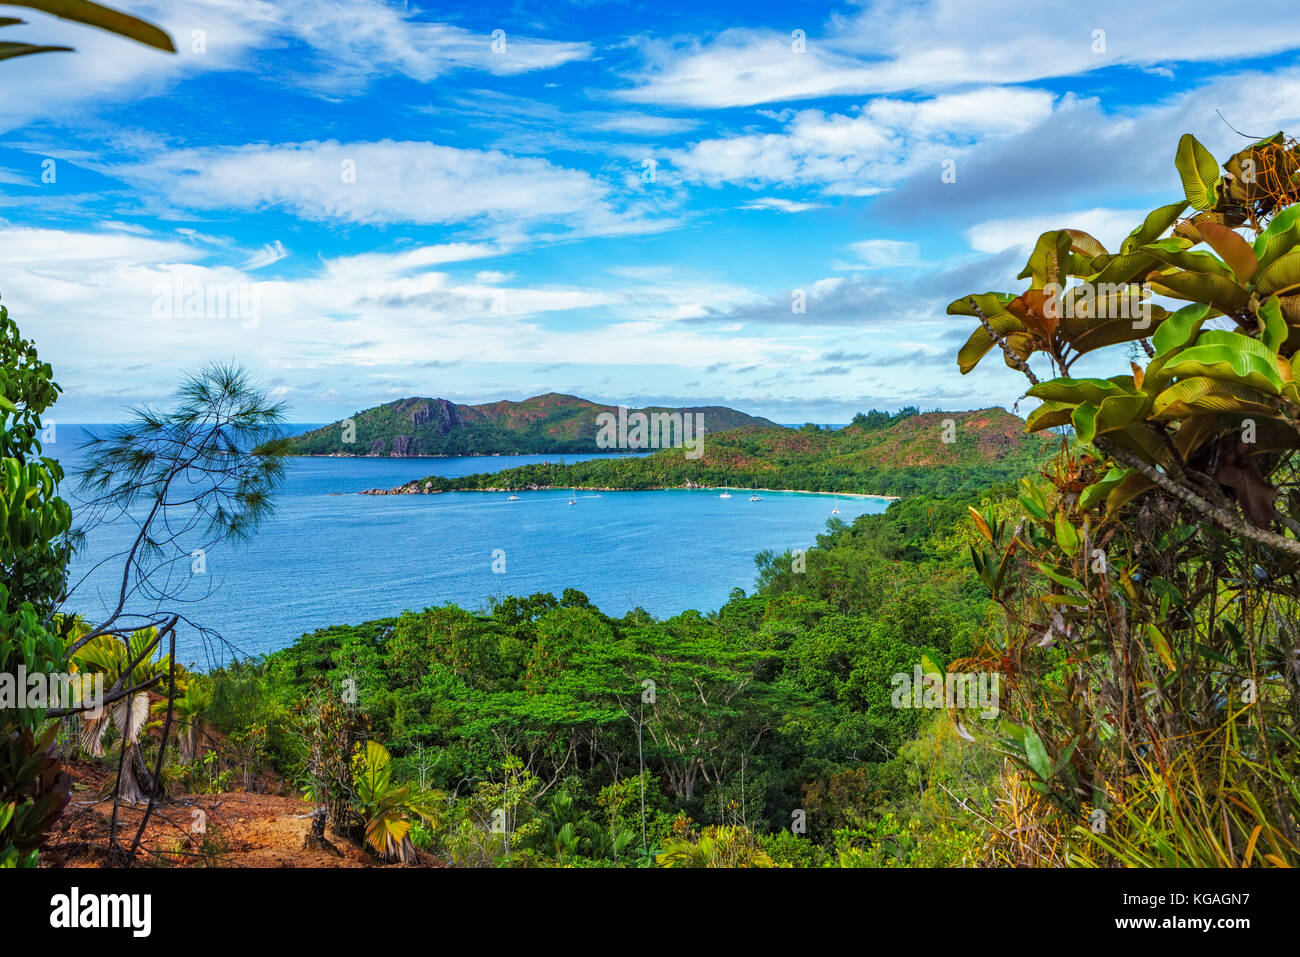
[{"left": 409, "top": 398, "right": 458, "bottom": 434}]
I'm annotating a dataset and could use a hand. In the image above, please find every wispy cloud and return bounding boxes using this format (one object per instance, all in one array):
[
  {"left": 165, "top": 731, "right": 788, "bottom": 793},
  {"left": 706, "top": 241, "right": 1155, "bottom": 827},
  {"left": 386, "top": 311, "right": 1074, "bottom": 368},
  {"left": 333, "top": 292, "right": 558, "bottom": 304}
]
[{"left": 617, "top": 1, "right": 1300, "bottom": 108}]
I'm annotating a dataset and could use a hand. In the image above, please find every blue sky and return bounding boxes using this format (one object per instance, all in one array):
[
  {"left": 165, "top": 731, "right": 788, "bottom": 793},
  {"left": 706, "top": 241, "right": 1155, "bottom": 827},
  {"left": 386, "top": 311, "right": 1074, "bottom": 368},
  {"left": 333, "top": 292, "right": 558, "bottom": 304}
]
[{"left": 7, "top": 0, "right": 1300, "bottom": 422}]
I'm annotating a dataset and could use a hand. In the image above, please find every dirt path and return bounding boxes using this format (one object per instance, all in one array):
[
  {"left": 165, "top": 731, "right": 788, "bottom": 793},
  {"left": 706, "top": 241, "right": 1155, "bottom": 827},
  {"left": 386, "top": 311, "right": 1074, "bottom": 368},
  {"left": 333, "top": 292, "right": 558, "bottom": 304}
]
[{"left": 42, "top": 762, "right": 437, "bottom": 868}]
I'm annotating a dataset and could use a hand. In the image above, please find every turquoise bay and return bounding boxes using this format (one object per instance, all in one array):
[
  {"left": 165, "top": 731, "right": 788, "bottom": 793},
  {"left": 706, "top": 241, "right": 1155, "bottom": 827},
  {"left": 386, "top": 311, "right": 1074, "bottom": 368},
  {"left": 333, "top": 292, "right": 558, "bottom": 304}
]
[{"left": 59, "top": 426, "right": 889, "bottom": 667}]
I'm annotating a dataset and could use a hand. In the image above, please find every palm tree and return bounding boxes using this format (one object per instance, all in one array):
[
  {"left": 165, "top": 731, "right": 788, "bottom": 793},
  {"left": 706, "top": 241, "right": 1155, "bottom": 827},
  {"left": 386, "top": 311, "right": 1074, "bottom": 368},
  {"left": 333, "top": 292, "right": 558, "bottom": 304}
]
[
  {"left": 656, "top": 825, "right": 774, "bottom": 868},
  {"left": 351, "top": 741, "right": 441, "bottom": 864},
  {"left": 72, "top": 629, "right": 171, "bottom": 805},
  {"left": 152, "top": 677, "right": 207, "bottom": 766}
]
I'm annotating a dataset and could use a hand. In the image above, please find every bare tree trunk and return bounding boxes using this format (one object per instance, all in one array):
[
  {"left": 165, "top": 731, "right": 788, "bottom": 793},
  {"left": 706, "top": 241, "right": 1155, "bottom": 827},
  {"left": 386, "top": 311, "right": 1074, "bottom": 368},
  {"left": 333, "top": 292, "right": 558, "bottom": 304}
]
[{"left": 131, "top": 623, "right": 178, "bottom": 859}]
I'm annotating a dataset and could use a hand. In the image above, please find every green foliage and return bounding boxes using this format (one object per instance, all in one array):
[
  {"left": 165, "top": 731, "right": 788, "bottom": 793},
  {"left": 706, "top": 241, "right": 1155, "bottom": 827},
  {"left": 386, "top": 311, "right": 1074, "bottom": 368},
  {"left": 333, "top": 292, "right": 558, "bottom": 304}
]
[
  {"left": 0, "top": 302, "right": 72, "bottom": 867},
  {"left": 950, "top": 131, "right": 1300, "bottom": 866},
  {"left": 950, "top": 132, "right": 1300, "bottom": 535},
  {"left": 391, "top": 407, "right": 1052, "bottom": 498},
  {"left": 71, "top": 628, "right": 172, "bottom": 804},
  {"left": 0, "top": 304, "right": 71, "bottom": 613},
  {"left": 656, "top": 824, "right": 774, "bottom": 868},
  {"left": 207, "top": 482, "right": 1010, "bottom": 866},
  {"left": 350, "top": 740, "right": 441, "bottom": 864}
]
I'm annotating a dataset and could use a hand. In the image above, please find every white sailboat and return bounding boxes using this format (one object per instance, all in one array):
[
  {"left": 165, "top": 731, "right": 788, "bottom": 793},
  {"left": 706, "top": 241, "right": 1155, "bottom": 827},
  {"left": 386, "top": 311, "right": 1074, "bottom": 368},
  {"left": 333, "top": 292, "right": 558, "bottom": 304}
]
[
  {"left": 507, "top": 493, "right": 519, "bottom": 501},
  {"left": 831, "top": 504, "right": 840, "bottom": 515},
  {"left": 749, "top": 481, "right": 760, "bottom": 503},
  {"left": 568, "top": 487, "right": 577, "bottom": 506}
]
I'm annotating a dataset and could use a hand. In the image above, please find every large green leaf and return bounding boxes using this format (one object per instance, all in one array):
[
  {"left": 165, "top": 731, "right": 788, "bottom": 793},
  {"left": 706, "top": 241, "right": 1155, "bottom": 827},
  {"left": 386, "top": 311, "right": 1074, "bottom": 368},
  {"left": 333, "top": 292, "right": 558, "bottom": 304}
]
[
  {"left": 1071, "top": 393, "right": 1153, "bottom": 443},
  {"left": 1160, "top": 335, "right": 1283, "bottom": 394},
  {"left": 1023, "top": 728, "right": 1053, "bottom": 780},
  {"left": 1151, "top": 302, "right": 1212, "bottom": 356},
  {"left": 1065, "top": 229, "right": 1108, "bottom": 258},
  {"left": 1017, "top": 230, "right": 1076, "bottom": 286},
  {"left": 1089, "top": 250, "right": 1162, "bottom": 287},
  {"left": 1079, "top": 467, "right": 1134, "bottom": 510},
  {"left": 955, "top": 311, "right": 1028, "bottom": 375},
  {"left": 1253, "top": 205, "right": 1300, "bottom": 273},
  {"left": 1254, "top": 250, "right": 1300, "bottom": 298},
  {"left": 1105, "top": 472, "right": 1155, "bottom": 514},
  {"left": 1142, "top": 242, "right": 1238, "bottom": 281},
  {"left": 945, "top": 291, "right": 1016, "bottom": 317},
  {"left": 1148, "top": 270, "right": 1249, "bottom": 314},
  {"left": 1258, "top": 296, "right": 1288, "bottom": 354},
  {"left": 1027, "top": 377, "right": 1135, "bottom": 404},
  {"left": 1151, "top": 377, "right": 1276, "bottom": 419},
  {"left": 1120, "top": 201, "right": 1189, "bottom": 253},
  {"left": 1053, "top": 511, "right": 1080, "bottom": 557},
  {"left": 1175, "top": 133, "right": 1222, "bottom": 210},
  {"left": 1194, "top": 328, "right": 1285, "bottom": 365},
  {"left": 1025, "top": 400, "right": 1075, "bottom": 432}
]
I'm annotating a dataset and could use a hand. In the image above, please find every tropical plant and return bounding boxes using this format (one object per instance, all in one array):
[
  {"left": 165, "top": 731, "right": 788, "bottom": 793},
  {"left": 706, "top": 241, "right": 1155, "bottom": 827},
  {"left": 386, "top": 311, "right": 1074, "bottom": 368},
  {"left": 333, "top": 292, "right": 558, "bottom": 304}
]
[
  {"left": 152, "top": 676, "right": 207, "bottom": 766},
  {"left": 950, "top": 131, "right": 1300, "bottom": 866},
  {"left": 349, "top": 740, "right": 441, "bottom": 864},
  {"left": 655, "top": 823, "right": 774, "bottom": 868},
  {"left": 72, "top": 629, "right": 171, "bottom": 805},
  {"left": 950, "top": 132, "right": 1300, "bottom": 550},
  {"left": 0, "top": 300, "right": 73, "bottom": 867}
]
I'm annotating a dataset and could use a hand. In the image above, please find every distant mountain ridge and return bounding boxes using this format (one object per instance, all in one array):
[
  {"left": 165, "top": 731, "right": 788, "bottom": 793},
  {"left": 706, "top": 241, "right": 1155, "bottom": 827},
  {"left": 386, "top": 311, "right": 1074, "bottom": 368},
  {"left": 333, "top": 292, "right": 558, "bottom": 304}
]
[
  {"left": 288, "top": 392, "right": 783, "bottom": 456},
  {"left": 371, "top": 406, "right": 1055, "bottom": 497}
]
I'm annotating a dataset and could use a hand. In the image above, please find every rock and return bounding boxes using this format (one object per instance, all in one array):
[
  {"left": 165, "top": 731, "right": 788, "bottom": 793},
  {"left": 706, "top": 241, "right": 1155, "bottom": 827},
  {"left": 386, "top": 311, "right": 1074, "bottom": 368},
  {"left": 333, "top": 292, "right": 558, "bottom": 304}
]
[{"left": 408, "top": 397, "right": 459, "bottom": 434}]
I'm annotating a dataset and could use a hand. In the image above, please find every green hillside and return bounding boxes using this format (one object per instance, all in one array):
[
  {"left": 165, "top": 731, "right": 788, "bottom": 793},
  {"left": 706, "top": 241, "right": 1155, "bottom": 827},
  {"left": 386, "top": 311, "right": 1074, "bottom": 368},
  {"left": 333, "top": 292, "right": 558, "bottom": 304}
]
[
  {"left": 372, "top": 406, "right": 1056, "bottom": 497},
  {"left": 289, "top": 392, "right": 781, "bottom": 456}
]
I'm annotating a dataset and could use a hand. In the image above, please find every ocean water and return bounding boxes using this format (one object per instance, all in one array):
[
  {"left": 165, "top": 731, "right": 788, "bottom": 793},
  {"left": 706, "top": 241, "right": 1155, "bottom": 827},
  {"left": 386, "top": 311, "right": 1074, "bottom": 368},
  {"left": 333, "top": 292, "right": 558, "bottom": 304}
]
[{"left": 54, "top": 426, "right": 890, "bottom": 667}]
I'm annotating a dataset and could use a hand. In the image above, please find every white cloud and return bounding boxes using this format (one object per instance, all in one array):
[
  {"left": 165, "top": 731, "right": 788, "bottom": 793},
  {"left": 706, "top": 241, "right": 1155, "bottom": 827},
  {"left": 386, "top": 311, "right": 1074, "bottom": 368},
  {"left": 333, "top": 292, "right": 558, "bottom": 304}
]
[
  {"left": 321, "top": 242, "right": 510, "bottom": 281},
  {"left": 108, "top": 140, "right": 666, "bottom": 238},
  {"left": 8, "top": 226, "right": 802, "bottom": 418},
  {"left": 738, "top": 197, "right": 826, "bottom": 213},
  {"left": 619, "top": 1, "right": 1300, "bottom": 108},
  {"left": 0, "top": 0, "right": 589, "bottom": 132},
  {"left": 284, "top": 0, "right": 591, "bottom": 93},
  {"left": 587, "top": 113, "right": 700, "bottom": 135},
  {"left": 845, "top": 239, "right": 919, "bottom": 268},
  {"left": 242, "top": 240, "right": 289, "bottom": 270},
  {"left": 668, "top": 87, "right": 1054, "bottom": 193}
]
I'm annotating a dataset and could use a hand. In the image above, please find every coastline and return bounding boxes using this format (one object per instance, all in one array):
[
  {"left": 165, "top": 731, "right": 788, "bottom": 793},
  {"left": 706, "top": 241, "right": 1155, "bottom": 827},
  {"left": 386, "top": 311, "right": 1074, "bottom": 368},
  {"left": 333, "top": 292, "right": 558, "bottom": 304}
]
[
  {"left": 289, "top": 451, "right": 644, "bottom": 459},
  {"left": 360, "top": 484, "right": 900, "bottom": 501}
]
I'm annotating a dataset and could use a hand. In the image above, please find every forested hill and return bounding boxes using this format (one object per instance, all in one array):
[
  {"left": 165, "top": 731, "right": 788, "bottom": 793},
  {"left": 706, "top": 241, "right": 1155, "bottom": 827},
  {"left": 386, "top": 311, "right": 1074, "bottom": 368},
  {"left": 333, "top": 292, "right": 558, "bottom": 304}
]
[
  {"left": 374, "top": 406, "right": 1056, "bottom": 498},
  {"left": 289, "top": 393, "right": 781, "bottom": 456}
]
